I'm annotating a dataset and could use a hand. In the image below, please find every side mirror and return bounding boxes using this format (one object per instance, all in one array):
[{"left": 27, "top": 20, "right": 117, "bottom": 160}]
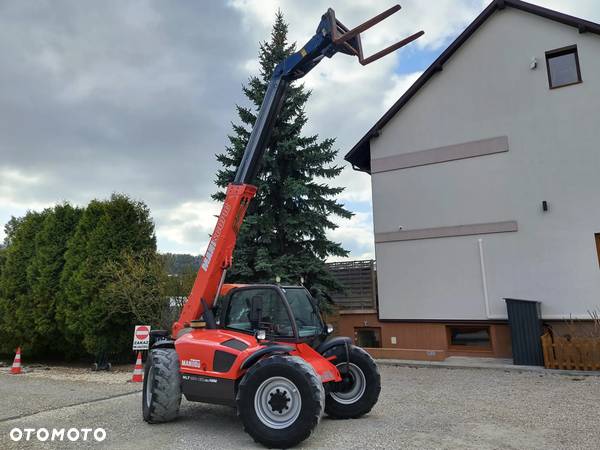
[
  {"left": 249, "top": 295, "right": 263, "bottom": 328},
  {"left": 326, "top": 324, "right": 334, "bottom": 335},
  {"left": 255, "top": 329, "right": 266, "bottom": 341}
]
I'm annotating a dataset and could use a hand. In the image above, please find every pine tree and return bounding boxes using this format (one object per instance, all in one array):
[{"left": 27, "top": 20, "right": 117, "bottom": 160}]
[{"left": 213, "top": 11, "right": 351, "bottom": 293}]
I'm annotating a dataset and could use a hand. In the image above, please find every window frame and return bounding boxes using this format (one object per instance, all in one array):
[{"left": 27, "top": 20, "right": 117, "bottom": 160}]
[
  {"left": 354, "top": 327, "right": 382, "bottom": 348},
  {"left": 545, "top": 44, "right": 582, "bottom": 90},
  {"left": 220, "top": 285, "right": 300, "bottom": 341},
  {"left": 446, "top": 325, "right": 493, "bottom": 351},
  {"left": 595, "top": 233, "right": 600, "bottom": 269},
  {"left": 280, "top": 287, "right": 326, "bottom": 338}
]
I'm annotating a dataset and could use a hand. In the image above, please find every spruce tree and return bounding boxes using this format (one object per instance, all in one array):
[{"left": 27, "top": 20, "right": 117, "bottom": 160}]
[{"left": 213, "top": 11, "right": 351, "bottom": 293}]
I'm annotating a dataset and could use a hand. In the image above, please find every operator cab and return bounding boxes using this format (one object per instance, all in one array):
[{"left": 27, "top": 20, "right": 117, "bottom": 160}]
[{"left": 217, "top": 284, "right": 327, "bottom": 346}]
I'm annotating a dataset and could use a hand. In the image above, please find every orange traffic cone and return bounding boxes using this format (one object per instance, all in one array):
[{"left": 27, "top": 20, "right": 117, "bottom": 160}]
[
  {"left": 131, "top": 351, "right": 143, "bottom": 382},
  {"left": 10, "top": 347, "right": 22, "bottom": 374}
]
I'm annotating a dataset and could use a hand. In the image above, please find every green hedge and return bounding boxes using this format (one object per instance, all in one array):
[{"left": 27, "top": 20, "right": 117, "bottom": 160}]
[{"left": 0, "top": 194, "right": 157, "bottom": 359}]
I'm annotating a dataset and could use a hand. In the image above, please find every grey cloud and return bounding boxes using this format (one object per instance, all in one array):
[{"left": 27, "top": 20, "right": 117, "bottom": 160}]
[
  {"left": 0, "top": 0, "right": 511, "bottom": 254},
  {"left": 0, "top": 0, "right": 252, "bottom": 209}
]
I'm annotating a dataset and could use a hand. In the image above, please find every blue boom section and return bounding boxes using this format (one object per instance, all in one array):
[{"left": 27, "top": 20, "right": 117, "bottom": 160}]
[
  {"left": 233, "top": 13, "right": 339, "bottom": 184},
  {"left": 233, "top": 5, "right": 423, "bottom": 185}
]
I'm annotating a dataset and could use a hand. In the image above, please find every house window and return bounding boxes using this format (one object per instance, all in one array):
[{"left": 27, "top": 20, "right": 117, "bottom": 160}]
[
  {"left": 447, "top": 326, "right": 491, "bottom": 350},
  {"left": 354, "top": 327, "right": 381, "bottom": 348},
  {"left": 545, "top": 45, "right": 582, "bottom": 89},
  {"left": 595, "top": 233, "right": 600, "bottom": 268}
]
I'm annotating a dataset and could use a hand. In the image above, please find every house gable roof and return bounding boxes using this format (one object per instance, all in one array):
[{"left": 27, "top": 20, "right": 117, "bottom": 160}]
[{"left": 344, "top": 0, "right": 600, "bottom": 173}]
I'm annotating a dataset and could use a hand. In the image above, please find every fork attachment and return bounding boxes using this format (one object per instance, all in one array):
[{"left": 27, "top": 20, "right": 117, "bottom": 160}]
[{"left": 326, "top": 5, "right": 424, "bottom": 65}]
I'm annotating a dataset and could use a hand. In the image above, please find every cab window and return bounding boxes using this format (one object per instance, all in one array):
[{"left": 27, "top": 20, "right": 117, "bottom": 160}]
[
  {"left": 224, "top": 288, "right": 294, "bottom": 338},
  {"left": 283, "top": 288, "right": 324, "bottom": 337}
]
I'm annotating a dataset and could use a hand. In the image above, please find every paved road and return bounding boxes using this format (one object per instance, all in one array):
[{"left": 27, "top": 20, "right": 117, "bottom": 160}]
[{"left": 1, "top": 365, "right": 599, "bottom": 449}]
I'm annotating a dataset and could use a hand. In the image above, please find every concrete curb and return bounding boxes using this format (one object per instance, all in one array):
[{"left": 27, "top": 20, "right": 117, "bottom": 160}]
[{"left": 375, "top": 358, "right": 600, "bottom": 377}]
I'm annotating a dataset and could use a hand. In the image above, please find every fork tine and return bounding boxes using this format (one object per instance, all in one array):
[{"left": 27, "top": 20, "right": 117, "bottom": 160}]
[
  {"left": 359, "top": 30, "right": 424, "bottom": 65},
  {"left": 332, "top": 5, "right": 401, "bottom": 45}
]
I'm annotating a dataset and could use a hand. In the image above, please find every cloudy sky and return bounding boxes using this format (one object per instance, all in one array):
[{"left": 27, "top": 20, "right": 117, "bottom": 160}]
[{"left": 1, "top": 0, "right": 599, "bottom": 259}]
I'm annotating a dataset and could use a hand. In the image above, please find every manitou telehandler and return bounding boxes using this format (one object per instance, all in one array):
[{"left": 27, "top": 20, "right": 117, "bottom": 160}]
[{"left": 143, "top": 5, "right": 422, "bottom": 448}]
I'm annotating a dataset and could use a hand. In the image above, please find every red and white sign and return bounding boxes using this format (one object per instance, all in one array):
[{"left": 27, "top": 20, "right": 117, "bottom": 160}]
[{"left": 132, "top": 325, "right": 151, "bottom": 350}]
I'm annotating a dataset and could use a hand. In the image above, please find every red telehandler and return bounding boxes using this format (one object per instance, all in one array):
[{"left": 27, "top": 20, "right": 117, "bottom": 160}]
[{"left": 143, "top": 6, "right": 422, "bottom": 448}]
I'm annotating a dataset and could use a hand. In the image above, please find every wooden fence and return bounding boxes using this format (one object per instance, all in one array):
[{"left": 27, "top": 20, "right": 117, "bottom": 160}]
[
  {"left": 326, "top": 259, "right": 376, "bottom": 310},
  {"left": 541, "top": 333, "right": 600, "bottom": 371}
]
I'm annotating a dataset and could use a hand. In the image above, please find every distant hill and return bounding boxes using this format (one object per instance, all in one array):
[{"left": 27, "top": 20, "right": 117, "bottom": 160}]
[{"left": 161, "top": 253, "right": 201, "bottom": 275}]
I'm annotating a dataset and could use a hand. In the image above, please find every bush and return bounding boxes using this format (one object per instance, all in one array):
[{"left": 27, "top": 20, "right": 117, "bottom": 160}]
[{"left": 0, "top": 194, "right": 159, "bottom": 359}]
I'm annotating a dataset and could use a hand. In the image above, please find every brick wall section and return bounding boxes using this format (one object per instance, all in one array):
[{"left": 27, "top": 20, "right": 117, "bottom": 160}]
[{"left": 337, "top": 312, "right": 513, "bottom": 360}]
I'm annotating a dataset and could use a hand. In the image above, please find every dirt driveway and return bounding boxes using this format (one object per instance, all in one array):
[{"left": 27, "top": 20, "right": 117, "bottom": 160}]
[{"left": 1, "top": 363, "right": 599, "bottom": 449}]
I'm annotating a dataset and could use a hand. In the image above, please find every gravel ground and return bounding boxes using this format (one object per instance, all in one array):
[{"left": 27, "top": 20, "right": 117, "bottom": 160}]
[
  {"left": 0, "top": 368, "right": 140, "bottom": 421},
  {"left": 0, "top": 364, "right": 133, "bottom": 385},
  {"left": 1, "top": 364, "right": 599, "bottom": 449}
]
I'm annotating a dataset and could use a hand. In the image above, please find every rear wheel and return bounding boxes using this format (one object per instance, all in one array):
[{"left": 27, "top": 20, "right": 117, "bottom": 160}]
[
  {"left": 323, "top": 345, "right": 380, "bottom": 419},
  {"left": 143, "top": 348, "right": 182, "bottom": 423},
  {"left": 236, "top": 354, "right": 324, "bottom": 448}
]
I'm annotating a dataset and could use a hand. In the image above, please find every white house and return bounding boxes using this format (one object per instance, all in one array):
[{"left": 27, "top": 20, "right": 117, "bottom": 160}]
[{"left": 343, "top": 0, "right": 600, "bottom": 359}]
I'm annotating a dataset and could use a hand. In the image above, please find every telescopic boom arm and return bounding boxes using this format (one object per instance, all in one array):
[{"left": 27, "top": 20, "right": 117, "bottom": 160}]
[{"left": 172, "top": 5, "right": 423, "bottom": 337}]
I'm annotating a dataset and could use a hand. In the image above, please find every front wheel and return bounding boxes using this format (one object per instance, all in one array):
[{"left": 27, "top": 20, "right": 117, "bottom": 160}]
[
  {"left": 142, "top": 348, "right": 182, "bottom": 423},
  {"left": 323, "top": 345, "right": 381, "bottom": 419},
  {"left": 236, "top": 354, "right": 324, "bottom": 448}
]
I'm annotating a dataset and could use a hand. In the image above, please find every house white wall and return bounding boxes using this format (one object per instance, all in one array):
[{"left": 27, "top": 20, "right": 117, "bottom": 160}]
[{"left": 371, "top": 8, "right": 600, "bottom": 320}]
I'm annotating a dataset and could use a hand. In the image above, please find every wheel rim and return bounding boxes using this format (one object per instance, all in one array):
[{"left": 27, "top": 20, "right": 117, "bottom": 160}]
[
  {"left": 254, "top": 376, "right": 302, "bottom": 429},
  {"left": 145, "top": 366, "right": 154, "bottom": 408},
  {"left": 330, "top": 363, "right": 366, "bottom": 405}
]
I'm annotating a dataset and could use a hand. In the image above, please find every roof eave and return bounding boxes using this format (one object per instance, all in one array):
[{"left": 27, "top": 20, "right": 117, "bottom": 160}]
[{"left": 344, "top": 0, "right": 600, "bottom": 174}]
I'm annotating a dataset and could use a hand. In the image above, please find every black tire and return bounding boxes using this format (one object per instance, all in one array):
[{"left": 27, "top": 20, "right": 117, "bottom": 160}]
[
  {"left": 323, "top": 345, "right": 380, "bottom": 419},
  {"left": 236, "top": 354, "right": 324, "bottom": 448},
  {"left": 143, "top": 348, "right": 182, "bottom": 423}
]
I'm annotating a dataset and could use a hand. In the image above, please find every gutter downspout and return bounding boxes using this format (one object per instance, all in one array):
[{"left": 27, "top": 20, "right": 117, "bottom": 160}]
[{"left": 478, "top": 238, "right": 507, "bottom": 320}]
